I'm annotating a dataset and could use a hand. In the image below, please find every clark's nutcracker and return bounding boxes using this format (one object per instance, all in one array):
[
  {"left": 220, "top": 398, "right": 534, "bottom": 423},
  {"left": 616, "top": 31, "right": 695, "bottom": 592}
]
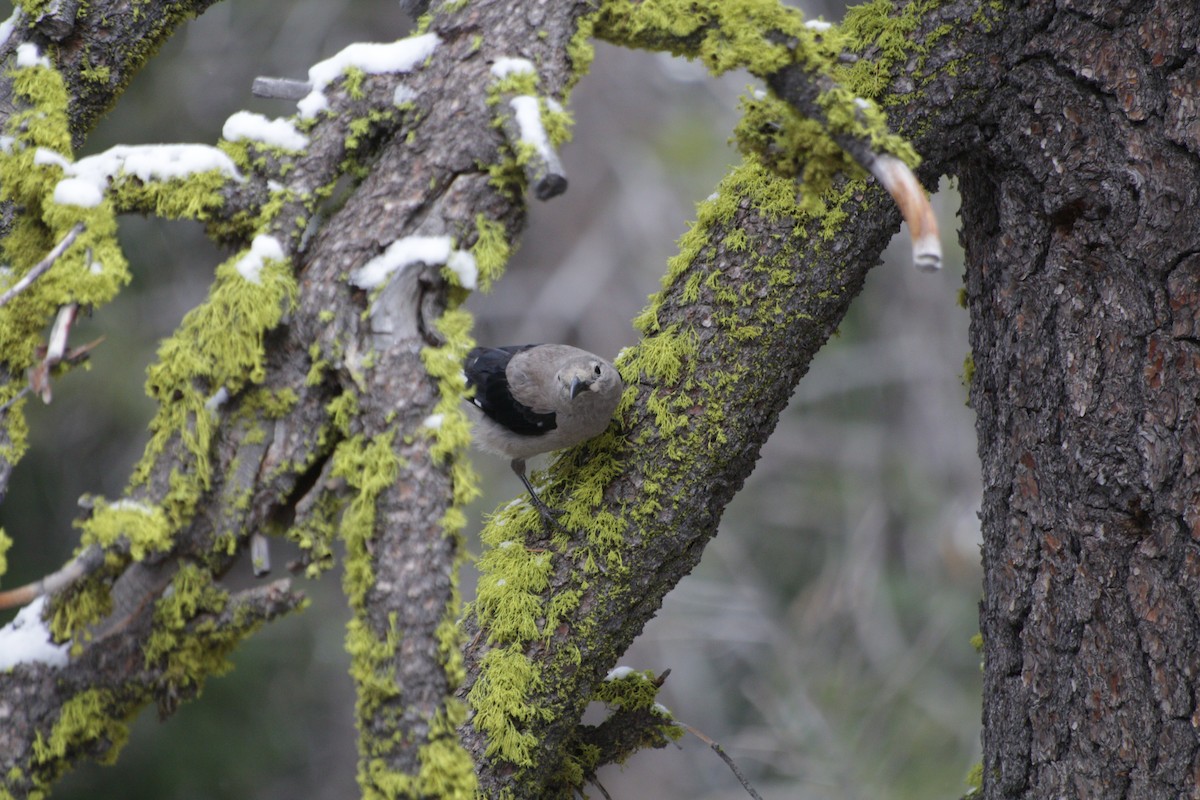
[{"left": 464, "top": 344, "right": 623, "bottom": 525}]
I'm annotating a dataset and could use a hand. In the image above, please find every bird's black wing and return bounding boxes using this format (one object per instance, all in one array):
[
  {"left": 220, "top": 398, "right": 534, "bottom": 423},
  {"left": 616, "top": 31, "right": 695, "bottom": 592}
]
[{"left": 464, "top": 345, "right": 558, "bottom": 436}]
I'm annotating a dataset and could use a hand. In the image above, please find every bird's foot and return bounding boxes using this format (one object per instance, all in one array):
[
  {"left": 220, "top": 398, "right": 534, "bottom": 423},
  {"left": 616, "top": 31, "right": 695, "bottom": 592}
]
[{"left": 530, "top": 498, "right": 569, "bottom": 534}]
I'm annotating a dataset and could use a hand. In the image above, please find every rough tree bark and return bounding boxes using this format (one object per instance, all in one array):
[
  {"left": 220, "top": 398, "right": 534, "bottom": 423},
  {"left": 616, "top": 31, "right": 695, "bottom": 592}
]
[
  {"left": 961, "top": 3, "right": 1200, "bottom": 798},
  {"left": 0, "top": 0, "right": 1195, "bottom": 798}
]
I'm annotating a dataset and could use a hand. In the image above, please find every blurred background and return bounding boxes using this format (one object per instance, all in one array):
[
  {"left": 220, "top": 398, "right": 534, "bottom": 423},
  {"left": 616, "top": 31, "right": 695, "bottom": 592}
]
[{"left": 0, "top": 0, "right": 982, "bottom": 797}]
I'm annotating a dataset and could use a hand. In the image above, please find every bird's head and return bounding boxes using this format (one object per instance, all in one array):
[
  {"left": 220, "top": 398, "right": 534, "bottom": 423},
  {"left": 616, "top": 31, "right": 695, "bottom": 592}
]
[{"left": 559, "top": 357, "right": 622, "bottom": 403}]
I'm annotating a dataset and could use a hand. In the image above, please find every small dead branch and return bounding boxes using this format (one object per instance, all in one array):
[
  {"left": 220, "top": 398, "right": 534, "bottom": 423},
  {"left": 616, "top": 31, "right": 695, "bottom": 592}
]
[
  {"left": 252, "top": 76, "right": 312, "bottom": 100},
  {"left": 0, "top": 543, "right": 105, "bottom": 610},
  {"left": 34, "top": 0, "right": 80, "bottom": 41},
  {"left": 869, "top": 154, "right": 942, "bottom": 272},
  {"left": 680, "top": 721, "right": 766, "bottom": 800},
  {"left": 0, "top": 222, "right": 85, "bottom": 309},
  {"left": 28, "top": 305, "right": 103, "bottom": 403}
]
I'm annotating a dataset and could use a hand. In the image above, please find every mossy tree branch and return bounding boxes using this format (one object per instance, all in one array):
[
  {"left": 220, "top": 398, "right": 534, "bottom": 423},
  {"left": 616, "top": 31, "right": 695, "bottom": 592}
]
[{"left": 454, "top": 1, "right": 1016, "bottom": 797}]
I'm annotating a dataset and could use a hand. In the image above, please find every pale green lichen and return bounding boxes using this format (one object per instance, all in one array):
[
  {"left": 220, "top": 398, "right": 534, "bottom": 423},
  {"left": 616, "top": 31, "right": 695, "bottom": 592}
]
[
  {"left": 333, "top": 431, "right": 401, "bottom": 610},
  {"left": 246, "top": 386, "right": 299, "bottom": 419},
  {"left": 466, "top": 645, "right": 552, "bottom": 765},
  {"left": 420, "top": 308, "right": 477, "bottom": 480},
  {"left": 345, "top": 108, "right": 397, "bottom": 153},
  {"left": 838, "top": 0, "right": 933, "bottom": 99},
  {"left": 50, "top": 577, "right": 113, "bottom": 645},
  {"left": 474, "top": 546, "right": 553, "bottom": 644},
  {"left": 0, "top": 529, "right": 10, "bottom": 582},
  {"left": 132, "top": 243, "right": 297, "bottom": 526},
  {"left": 488, "top": 71, "right": 540, "bottom": 101},
  {"left": 964, "top": 761, "right": 983, "bottom": 796},
  {"left": 30, "top": 689, "right": 129, "bottom": 768},
  {"left": 470, "top": 215, "right": 511, "bottom": 292},
  {"left": 326, "top": 390, "right": 360, "bottom": 436},
  {"left": 632, "top": 325, "right": 695, "bottom": 383},
  {"left": 408, "top": 703, "right": 475, "bottom": 798},
  {"left": 733, "top": 92, "right": 880, "bottom": 236},
  {"left": 345, "top": 614, "right": 403, "bottom": 718},
  {"left": 76, "top": 499, "right": 171, "bottom": 560},
  {"left": 592, "top": 0, "right": 805, "bottom": 77},
  {"left": 107, "top": 170, "right": 231, "bottom": 221},
  {"left": 0, "top": 58, "right": 129, "bottom": 394},
  {"left": 286, "top": 488, "right": 341, "bottom": 578},
  {"left": 142, "top": 562, "right": 230, "bottom": 673},
  {"left": 80, "top": 61, "right": 112, "bottom": 86},
  {"left": 540, "top": 99, "right": 573, "bottom": 149},
  {"left": 592, "top": 670, "right": 662, "bottom": 710},
  {"left": 0, "top": 394, "right": 29, "bottom": 468},
  {"left": 566, "top": 12, "right": 597, "bottom": 84}
]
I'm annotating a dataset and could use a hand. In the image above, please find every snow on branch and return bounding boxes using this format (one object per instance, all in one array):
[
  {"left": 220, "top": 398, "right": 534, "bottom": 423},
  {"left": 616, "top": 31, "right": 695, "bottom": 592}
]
[
  {"left": 44, "top": 144, "right": 243, "bottom": 208},
  {"left": 0, "top": 598, "right": 69, "bottom": 669},
  {"left": 490, "top": 56, "right": 570, "bottom": 200},
  {"left": 298, "top": 33, "right": 441, "bottom": 118}
]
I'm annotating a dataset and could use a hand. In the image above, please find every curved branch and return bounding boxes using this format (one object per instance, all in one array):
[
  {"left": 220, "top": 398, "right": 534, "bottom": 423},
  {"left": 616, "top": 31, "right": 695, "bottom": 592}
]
[{"left": 457, "top": 1, "right": 1007, "bottom": 796}]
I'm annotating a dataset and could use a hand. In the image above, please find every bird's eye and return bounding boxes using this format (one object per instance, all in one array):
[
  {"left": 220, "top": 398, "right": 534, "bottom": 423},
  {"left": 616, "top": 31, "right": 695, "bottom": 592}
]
[{"left": 593, "top": 364, "right": 602, "bottom": 377}]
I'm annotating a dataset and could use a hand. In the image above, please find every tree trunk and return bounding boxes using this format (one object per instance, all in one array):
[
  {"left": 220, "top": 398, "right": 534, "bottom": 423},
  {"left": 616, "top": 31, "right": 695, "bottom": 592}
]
[{"left": 962, "top": 2, "right": 1200, "bottom": 796}]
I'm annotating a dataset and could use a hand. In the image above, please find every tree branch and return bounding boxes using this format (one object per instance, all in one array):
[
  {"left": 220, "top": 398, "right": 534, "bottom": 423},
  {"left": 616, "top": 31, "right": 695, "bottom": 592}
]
[{"left": 457, "top": 1, "right": 1006, "bottom": 795}]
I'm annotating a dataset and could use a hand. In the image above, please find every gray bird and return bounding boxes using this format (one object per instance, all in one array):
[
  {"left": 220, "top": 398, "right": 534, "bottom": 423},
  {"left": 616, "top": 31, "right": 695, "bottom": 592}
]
[{"left": 464, "top": 344, "right": 623, "bottom": 526}]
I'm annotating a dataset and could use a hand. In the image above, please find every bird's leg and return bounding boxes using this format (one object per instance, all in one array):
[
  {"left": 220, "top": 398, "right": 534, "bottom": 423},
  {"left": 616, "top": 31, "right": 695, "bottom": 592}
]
[{"left": 511, "top": 458, "right": 567, "bottom": 531}]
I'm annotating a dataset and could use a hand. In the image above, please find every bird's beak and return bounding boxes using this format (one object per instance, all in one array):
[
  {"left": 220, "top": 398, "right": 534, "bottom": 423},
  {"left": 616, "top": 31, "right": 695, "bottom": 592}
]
[{"left": 570, "top": 377, "right": 590, "bottom": 399}]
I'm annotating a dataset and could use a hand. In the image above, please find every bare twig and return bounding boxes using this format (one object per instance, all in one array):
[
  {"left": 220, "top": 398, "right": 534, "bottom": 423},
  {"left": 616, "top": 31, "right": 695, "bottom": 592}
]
[
  {"left": 679, "top": 722, "right": 766, "bottom": 800},
  {"left": 0, "top": 386, "right": 31, "bottom": 415},
  {"left": 869, "top": 155, "right": 942, "bottom": 272},
  {"left": 0, "top": 543, "right": 105, "bottom": 610},
  {"left": 23, "top": 329, "right": 103, "bottom": 406},
  {"left": 587, "top": 775, "right": 614, "bottom": 800},
  {"left": 250, "top": 532, "right": 271, "bottom": 576},
  {"left": 0, "top": 222, "right": 85, "bottom": 309},
  {"left": 44, "top": 302, "right": 76, "bottom": 363},
  {"left": 29, "top": 303, "right": 78, "bottom": 403},
  {"left": 252, "top": 76, "right": 312, "bottom": 100},
  {"left": 34, "top": 0, "right": 80, "bottom": 41}
]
